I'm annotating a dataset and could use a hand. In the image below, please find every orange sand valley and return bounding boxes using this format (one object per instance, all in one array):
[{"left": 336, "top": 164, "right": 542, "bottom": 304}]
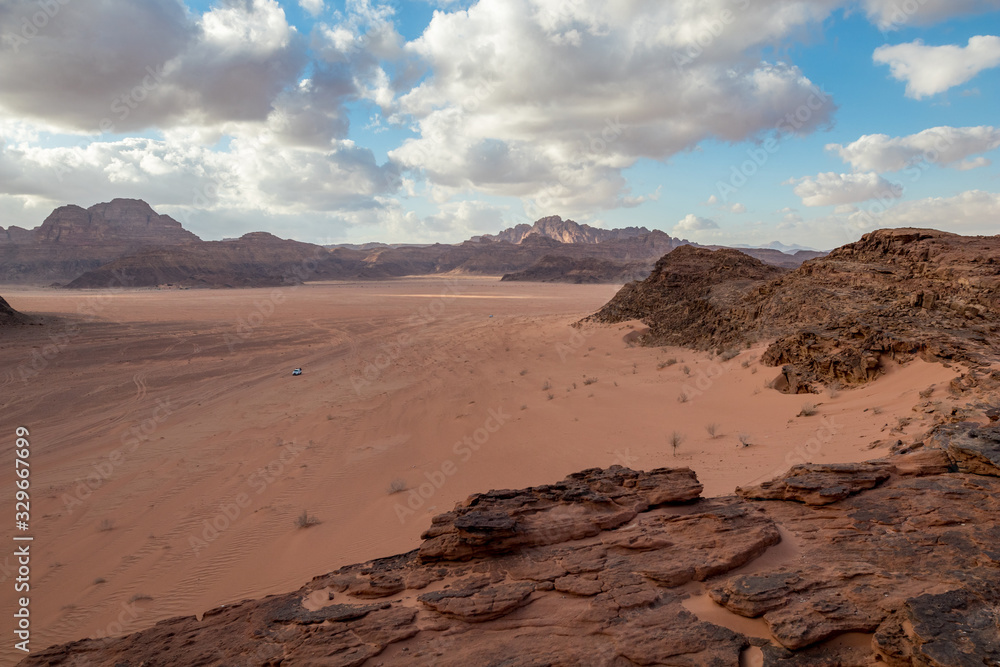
[{"left": 0, "top": 278, "right": 959, "bottom": 659}]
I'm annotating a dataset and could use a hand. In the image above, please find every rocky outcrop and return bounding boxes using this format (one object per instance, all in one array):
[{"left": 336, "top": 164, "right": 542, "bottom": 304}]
[
  {"left": 874, "top": 583, "right": 1000, "bottom": 666},
  {"left": 931, "top": 422, "right": 1000, "bottom": 476},
  {"left": 0, "top": 294, "right": 28, "bottom": 326},
  {"left": 418, "top": 467, "right": 703, "bottom": 561},
  {"left": 32, "top": 199, "right": 199, "bottom": 246},
  {"left": 587, "top": 244, "right": 787, "bottom": 348},
  {"left": 737, "top": 462, "right": 892, "bottom": 505},
  {"left": 24, "top": 421, "right": 1000, "bottom": 666},
  {"left": 591, "top": 228, "right": 1000, "bottom": 390},
  {"left": 0, "top": 199, "right": 200, "bottom": 283}
]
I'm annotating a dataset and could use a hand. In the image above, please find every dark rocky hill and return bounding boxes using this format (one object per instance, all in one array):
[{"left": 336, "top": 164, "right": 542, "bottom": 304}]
[
  {"left": 591, "top": 229, "right": 1000, "bottom": 392},
  {"left": 588, "top": 245, "right": 786, "bottom": 342},
  {"left": 0, "top": 294, "right": 28, "bottom": 326}
]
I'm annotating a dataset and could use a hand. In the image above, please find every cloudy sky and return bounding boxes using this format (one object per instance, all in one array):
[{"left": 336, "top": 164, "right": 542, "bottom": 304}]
[{"left": 1, "top": 0, "right": 999, "bottom": 248}]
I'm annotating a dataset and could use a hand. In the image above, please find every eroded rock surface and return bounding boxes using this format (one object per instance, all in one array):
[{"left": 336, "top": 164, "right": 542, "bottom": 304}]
[
  {"left": 737, "top": 462, "right": 892, "bottom": 505},
  {"left": 419, "top": 466, "right": 703, "bottom": 561},
  {"left": 590, "top": 228, "right": 1000, "bottom": 390},
  {"left": 22, "top": 430, "right": 1000, "bottom": 666},
  {"left": 942, "top": 423, "right": 1000, "bottom": 476}
]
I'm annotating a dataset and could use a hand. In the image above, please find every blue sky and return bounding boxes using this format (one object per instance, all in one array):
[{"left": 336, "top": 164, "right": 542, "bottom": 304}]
[{"left": 1, "top": 0, "right": 999, "bottom": 248}]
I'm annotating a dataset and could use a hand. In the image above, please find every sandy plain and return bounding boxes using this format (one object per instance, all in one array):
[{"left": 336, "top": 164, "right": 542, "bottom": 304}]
[{"left": 0, "top": 277, "right": 958, "bottom": 659}]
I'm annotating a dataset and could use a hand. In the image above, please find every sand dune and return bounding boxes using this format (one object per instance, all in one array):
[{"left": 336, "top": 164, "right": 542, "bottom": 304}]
[{"left": 0, "top": 278, "right": 957, "bottom": 658}]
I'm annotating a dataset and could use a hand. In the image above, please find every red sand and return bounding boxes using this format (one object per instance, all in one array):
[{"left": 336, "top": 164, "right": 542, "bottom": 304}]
[{"left": 0, "top": 278, "right": 957, "bottom": 657}]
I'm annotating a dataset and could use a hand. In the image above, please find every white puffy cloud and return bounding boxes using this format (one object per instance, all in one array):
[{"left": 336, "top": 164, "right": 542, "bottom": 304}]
[
  {"left": 0, "top": 0, "right": 312, "bottom": 134},
  {"left": 299, "top": 0, "right": 325, "bottom": 17},
  {"left": 862, "top": 0, "right": 1000, "bottom": 30},
  {"left": 788, "top": 172, "right": 903, "bottom": 207},
  {"left": 828, "top": 126, "right": 1000, "bottom": 172},
  {"left": 845, "top": 189, "right": 1000, "bottom": 236},
  {"left": 673, "top": 214, "right": 720, "bottom": 234},
  {"left": 386, "top": 0, "right": 838, "bottom": 214},
  {"left": 422, "top": 200, "right": 511, "bottom": 236},
  {"left": 0, "top": 129, "right": 398, "bottom": 238},
  {"left": 874, "top": 36, "right": 1000, "bottom": 99},
  {"left": 2, "top": 0, "right": 996, "bottom": 245}
]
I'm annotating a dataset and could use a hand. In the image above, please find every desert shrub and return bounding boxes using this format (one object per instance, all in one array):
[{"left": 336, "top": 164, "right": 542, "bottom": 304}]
[
  {"left": 670, "top": 431, "right": 684, "bottom": 456},
  {"left": 296, "top": 510, "right": 321, "bottom": 528}
]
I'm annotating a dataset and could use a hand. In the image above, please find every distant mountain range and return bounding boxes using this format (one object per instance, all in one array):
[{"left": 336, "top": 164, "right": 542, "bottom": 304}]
[
  {"left": 475, "top": 216, "right": 657, "bottom": 244},
  {"left": 732, "top": 241, "right": 822, "bottom": 253},
  {"left": 0, "top": 200, "right": 825, "bottom": 288}
]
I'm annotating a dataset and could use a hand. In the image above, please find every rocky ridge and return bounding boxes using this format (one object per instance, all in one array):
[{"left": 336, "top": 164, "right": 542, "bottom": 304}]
[
  {"left": 587, "top": 245, "right": 787, "bottom": 343},
  {"left": 591, "top": 228, "right": 1000, "bottom": 392},
  {"left": 476, "top": 216, "right": 656, "bottom": 244},
  {"left": 65, "top": 232, "right": 333, "bottom": 289},
  {"left": 22, "top": 414, "right": 1000, "bottom": 666}
]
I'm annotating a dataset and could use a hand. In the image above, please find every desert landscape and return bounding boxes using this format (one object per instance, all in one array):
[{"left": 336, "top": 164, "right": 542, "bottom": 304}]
[
  {"left": 3, "top": 224, "right": 1000, "bottom": 665},
  {"left": 3, "top": 1, "right": 1000, "bottom": 665}
]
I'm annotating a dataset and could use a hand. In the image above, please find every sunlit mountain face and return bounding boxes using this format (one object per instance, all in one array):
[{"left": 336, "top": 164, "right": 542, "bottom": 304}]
[{"left": 1, "top": 0, "right": 998, "bottom": 247}]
